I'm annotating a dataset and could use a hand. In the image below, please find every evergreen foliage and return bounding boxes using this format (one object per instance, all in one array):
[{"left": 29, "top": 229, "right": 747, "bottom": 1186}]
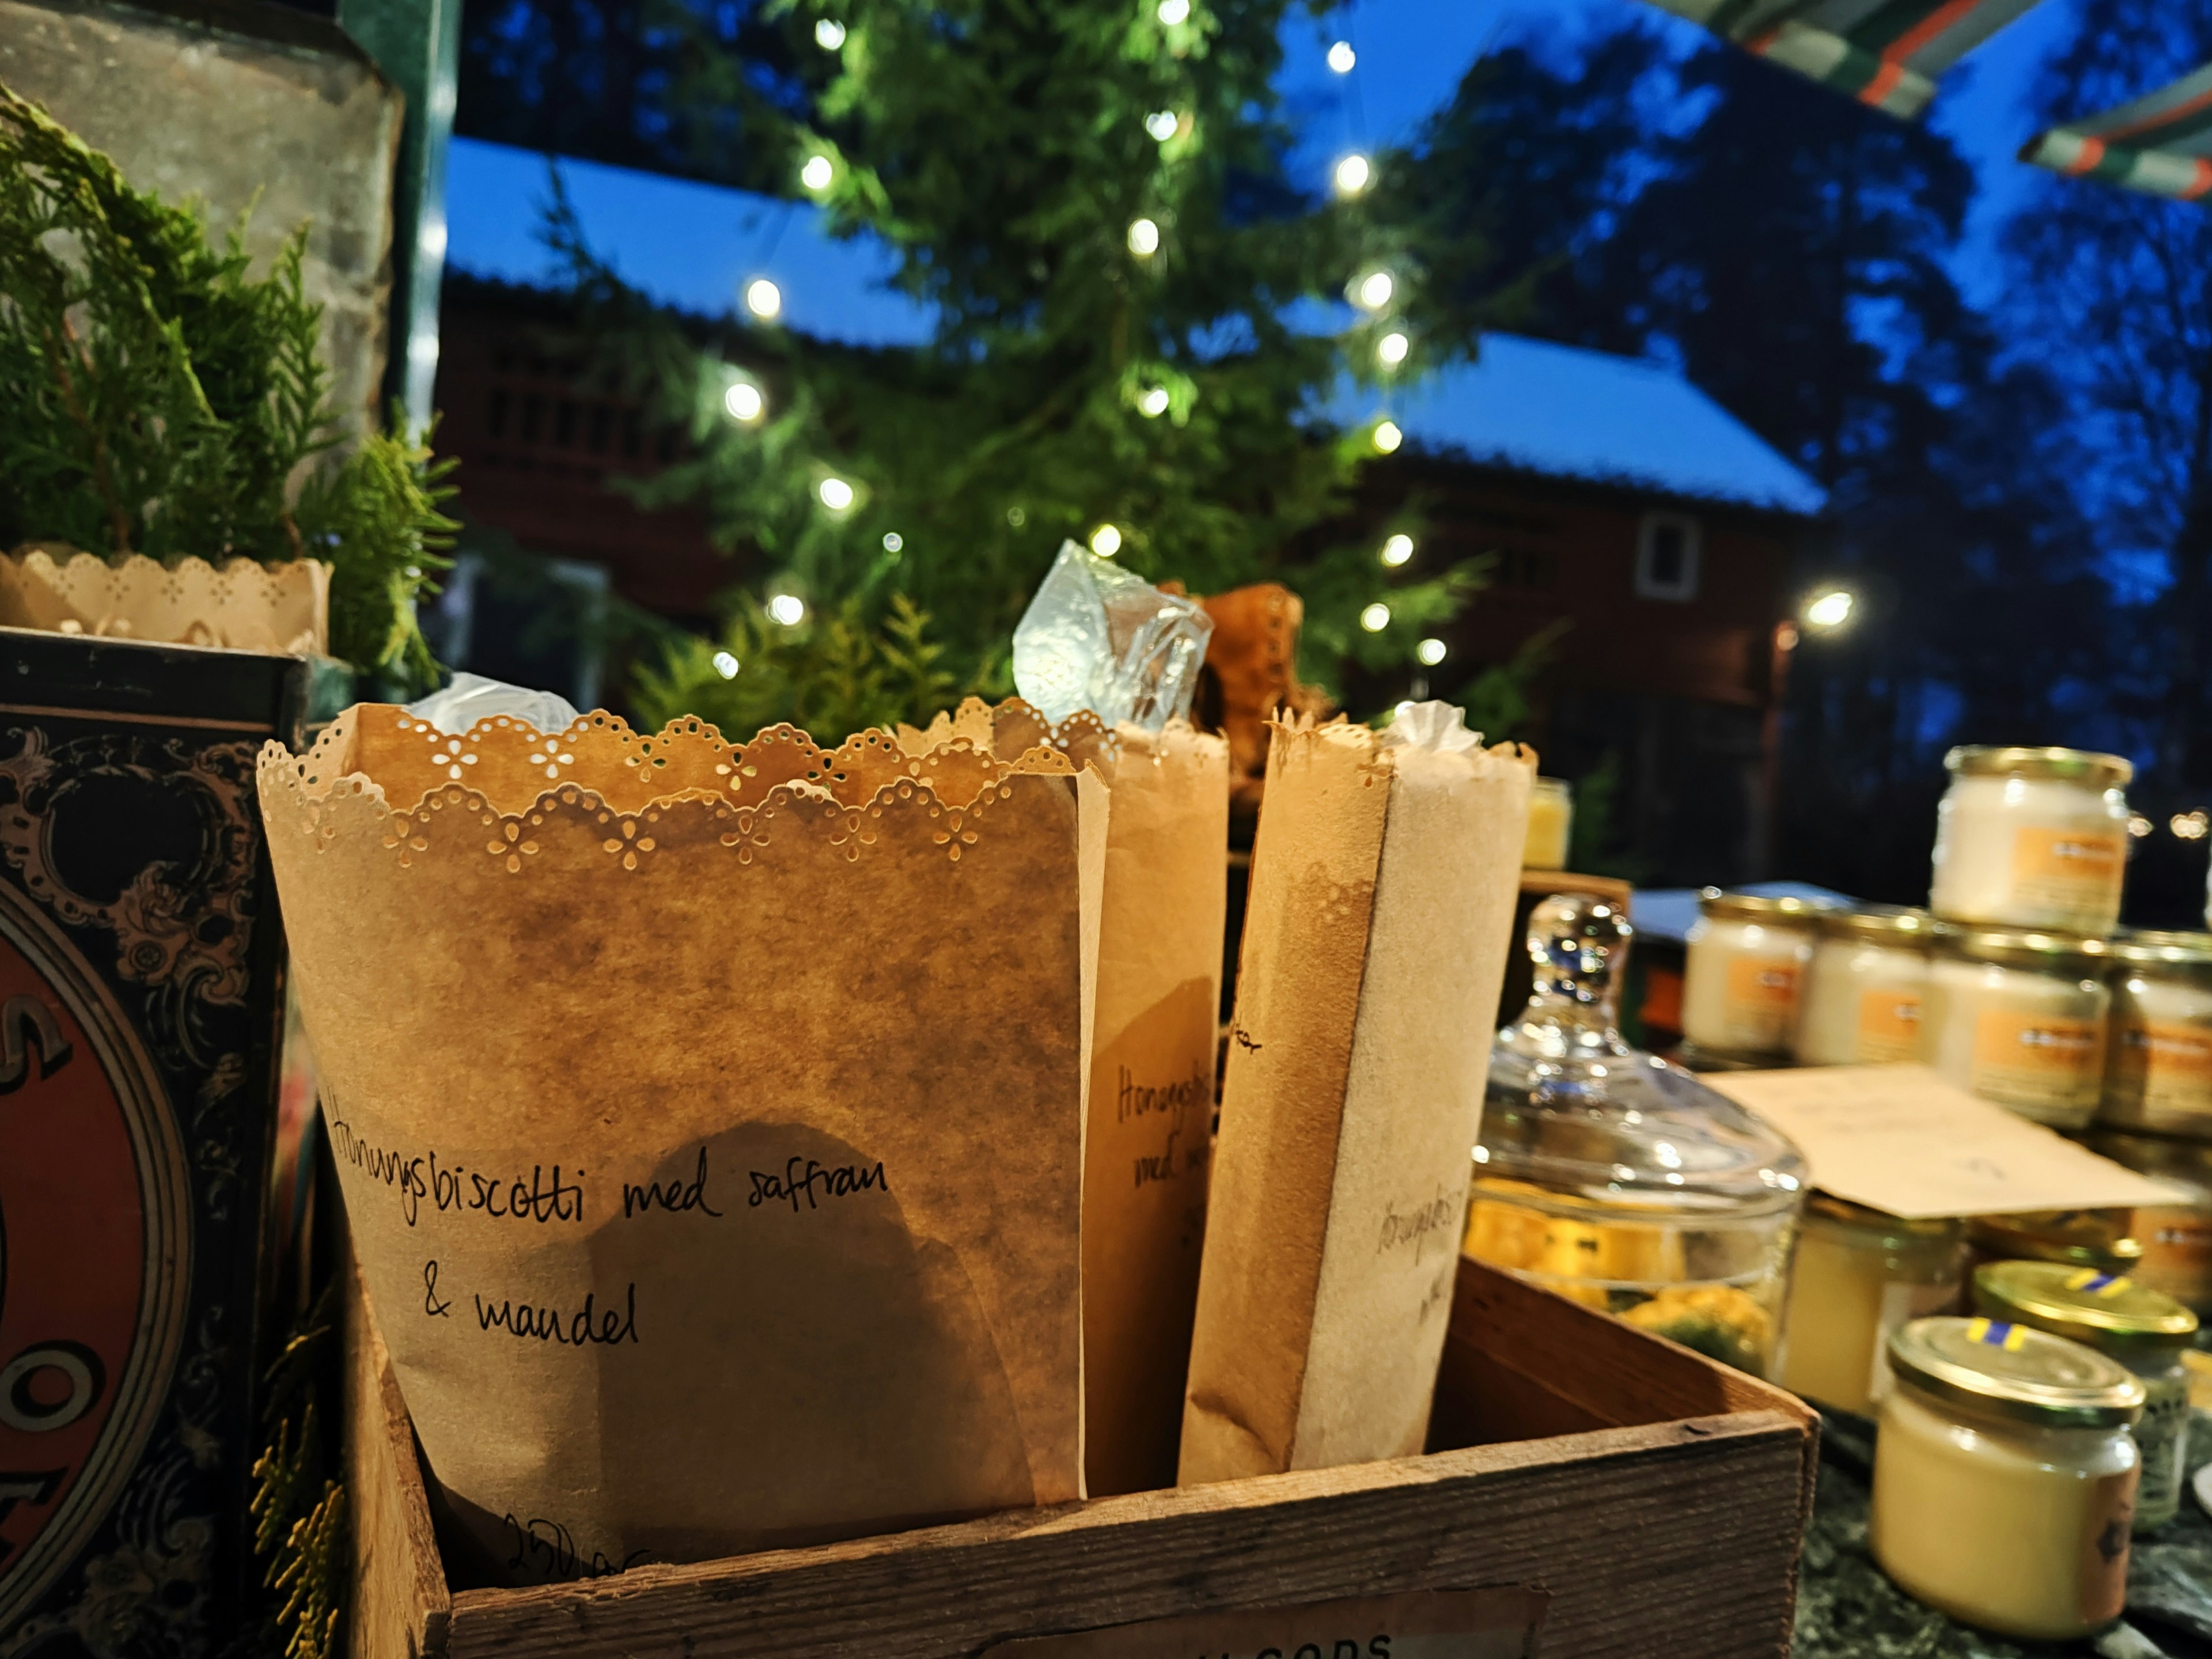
[
  {"left": 0, "top": 82, "right": 456, "bottom": 691},
  {"left": 536, "top": 0, "right": 1527, "bottom": 728},
  {"left": 248, "top": 1281, "right": 347, "bottom": 1659}
]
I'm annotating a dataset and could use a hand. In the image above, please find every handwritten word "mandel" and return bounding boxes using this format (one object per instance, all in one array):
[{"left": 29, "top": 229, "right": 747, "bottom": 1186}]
[
  {"left": 748, "top": 1157, "right": 888, "bottom": 1213},
  {"left": 474, "top": 1284, "right": 640, "bottom": 1346}
]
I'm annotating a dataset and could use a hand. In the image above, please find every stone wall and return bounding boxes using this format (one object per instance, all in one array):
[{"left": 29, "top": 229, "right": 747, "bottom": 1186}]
[{"left": 0, "top": 0, "right": 402, "bottom": 434}]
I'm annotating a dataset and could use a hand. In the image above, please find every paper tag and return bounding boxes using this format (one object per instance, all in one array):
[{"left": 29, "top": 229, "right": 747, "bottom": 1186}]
[
  {"left": 1971, "top": 1007, "right": 2103, "bottom": 1107},
  {"left": 1697, "top": 1065, "right": 2188, "bottom": 1219},
  {"left": 1724, "top": 956, "right": 1800, "bottom": 1048},
  {"left": 2118, "top": 1022, "right": 2212, "bottom": 1113},
  {"left": 2011, "top": 825, "right": 2124, "bottom": 915},
  {"left": 979, "top": 1589, "right": 1549, "bottom": 1659},
  {"left": 1855, "top": 988, "right": 1923, "bottom": 1063}
]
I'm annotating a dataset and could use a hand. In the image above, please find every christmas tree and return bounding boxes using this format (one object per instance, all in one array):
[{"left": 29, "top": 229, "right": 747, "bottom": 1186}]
[{"left": 532, "top": 0, "right": 1525, "bottom": 736}]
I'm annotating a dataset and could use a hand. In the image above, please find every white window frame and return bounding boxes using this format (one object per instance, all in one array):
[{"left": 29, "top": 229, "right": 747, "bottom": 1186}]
[{"left": 1634, "top": 511, "right": 1703, "bottom": 603}]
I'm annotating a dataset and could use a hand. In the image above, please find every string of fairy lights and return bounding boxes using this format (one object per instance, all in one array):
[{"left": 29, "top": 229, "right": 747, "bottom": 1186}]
[{"left": 705, "top": 0, "right": 1439, "bottom": 681}]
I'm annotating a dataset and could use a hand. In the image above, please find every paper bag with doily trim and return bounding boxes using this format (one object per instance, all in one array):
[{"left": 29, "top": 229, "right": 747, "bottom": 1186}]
[
  {"left": 1181, "top": 709, "right": 1533, "bottom": 1483},
  {"left": 897, "top": 698, "right": 1228, "bottom": 1496},
  {"left": 2, "top": 546, "right": 328, "bottom": 654},
  {"left": 257, "top": 703, "right": 1104, "bottom": 1581}
]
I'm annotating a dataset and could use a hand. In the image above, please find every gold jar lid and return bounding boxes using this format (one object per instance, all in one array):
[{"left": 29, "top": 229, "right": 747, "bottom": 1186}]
[
  {"left": 1814, "top": 906, "right": 1934, "bottom": 945},
  {"left": 1808, "top": 1192, "right": 1961, "bottom": 1240},
  {"left": 1973, "top": 1260, "right": 2198, "bottom": 1351},
  {"left": 1968, "top": 1209, "right": 2143, "bottom": 1272},
  {"left": 1945, "top": 745, "right": 2133, "bottom": 790},
  {"left": 1697, "top": 889, "right": 1835, "bottom": 926},
  {"left": 1889, "top": 1316, "right": 2145, "bottom": 1427},
  {"left": 1931, "top": 922, "right": 2109, "bottom": 973},
  {"left": 2109, "top": 930, "right": 2212, "bottom": 972}
]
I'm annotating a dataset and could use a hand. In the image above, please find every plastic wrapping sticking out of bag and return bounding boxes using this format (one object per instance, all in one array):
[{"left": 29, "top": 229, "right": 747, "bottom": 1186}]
[
  {"left": 407, "top": 671, "right": 581, "bottom": 737},
  {"left": 900, "top": 697, "right": 1229, "bottom": 1495},
  {"left": 1012, "top": 540, "right": 1214, "bottom": 732},
  {"left": 1181, "top": 704, "right": 1534, "bottom": 1483},
  {"left": 257, "top": 704, "right": 1105, "bottom": 1581}
]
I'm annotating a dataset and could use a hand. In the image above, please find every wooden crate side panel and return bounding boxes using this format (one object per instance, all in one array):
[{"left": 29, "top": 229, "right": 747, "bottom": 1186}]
[
  {"left": 1441, "top": 1259, "right": 1817, "bottom": 1435},
  {"left": 436, "top": 1418, "right": 1807, "bottom": 1659},
  {"left": 345, "top": 1249, "right": 452, "bottom": 1659}
]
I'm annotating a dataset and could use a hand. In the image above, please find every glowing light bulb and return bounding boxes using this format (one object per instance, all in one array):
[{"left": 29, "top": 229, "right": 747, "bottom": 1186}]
[
  {"left": 1326, "top": 40, "right": 1355, "bottom": 73},
  {"left": 1416, "top": 637, "right": 1446, "bottom": 666},
  {"left": 1157, "top": 0, "right": 1189, "bottom": 23},
  {"left": 1138, "top": 386, "right": 1171, "bottom": 418},
  {"left": 1090, "top": 523, "right": 1123, "bottom": 557},
  {"left": 711, "top": 650, "right": 740, "bottom": 679},
  {"left": 1379, "top": 533, "right": 1413, "bottom": 567},
  {"left": 1359, "top": 602, "right": 1391, "bottom": 633},
  {"left": 1372, "top": 419, "right": 1402, "bottom": 453},
  {"left": 815, "top": 18, "right": 846, "bottom": 48},
  {"left": 1802, "top": 587, "right": 1855, "bottom": 630},
  {"left": 1145, "top": 111, "right": 1180, "bottom": 142},
  {"left": 1355, "top": 270, "right": 1393, "bottom": 310},
  {"left": 722, "top": 381, "right": 764, "bottom": 422},
  {"left": 1333, "top": 153, "right": 1370, "bottom": 196},
  {"left": 1377, "top": 331, "right": 1409, "bottom": 367},
  {"left": 768, "top": 593, "right": 806, "bottom": 626},
  {"left": 801, "top": 154, "right": 834, "bottom": 191},
  {"left": 818, "top": 476, "right": 855, "bottom": 511},
  {"left": 745, "top": 278, "right": 783, "bottom": 320},
  {"left": 882, "top": 532, "right": 904, "bottom": 552},
  {"left": 1127, "top": 217, "right": 1160, "bottom": 257}
]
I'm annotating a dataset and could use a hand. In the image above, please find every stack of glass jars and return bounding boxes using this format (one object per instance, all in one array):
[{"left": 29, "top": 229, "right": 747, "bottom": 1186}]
[{"left": 1464, "top": 893, "right": 1807, "bottom": 1378}]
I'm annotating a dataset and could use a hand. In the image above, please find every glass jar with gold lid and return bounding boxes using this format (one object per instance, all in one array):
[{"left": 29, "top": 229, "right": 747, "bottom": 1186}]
[
  {"left": 1972, "top": 1260, "right": 2197, "bottom": 1532},
  {"left": 1791, "top": 907, "right": 1933, "bottom": 1067},
  {"left": 2100, "top": 931, "right": 2212, "bottom": 1138},
  {"left": 1923, "top": 925, "right": 2110, "bottom": 1127},
  {"left": 1967, "top": 1209, "right": 2142, "bottom": 1279},
  {"left": 2082, "top": 1128, "right": 2212, "bottom": 1319},
  {"left": 1930, "top": 746, "right": 2132, "bottom": 935},
  {"left": 1522, "top": 777, "right": 1573, "bottom": 870},
  {"left": 1467, "top": 895, "right": 1806, "bottom": 1377},
  {"left": 1779, "top": 1195, "right": 1964, "bottom": 1414},
  {"left": 1871, "top": 1315, "right": 2143, "bottom": 1641},
  {"left": 1682, "top": 890, "right": 1830, "bottom": 1062}
]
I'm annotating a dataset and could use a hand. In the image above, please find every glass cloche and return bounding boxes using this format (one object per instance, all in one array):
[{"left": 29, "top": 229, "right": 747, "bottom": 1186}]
[{"left": 1464, "top": 892, "right": 1808, "bottom": 1376}]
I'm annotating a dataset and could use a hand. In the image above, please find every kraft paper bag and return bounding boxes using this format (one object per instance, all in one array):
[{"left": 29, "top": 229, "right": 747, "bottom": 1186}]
[
  {"left": 899, "top": 698, "right": 1229, "bottom": 1494},
  {"left": 257, "top": 704, "right": 1105, "bottom": 1582},
  {"left": 1180, "top": 706, "right": 1533, "bottom": 1483}
]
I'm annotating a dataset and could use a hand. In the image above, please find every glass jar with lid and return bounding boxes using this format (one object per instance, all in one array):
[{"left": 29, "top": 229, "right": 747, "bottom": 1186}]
[
  {"left": 1682, "top": 891, "right": 1828, "bottom": 1063},
  {"left": 1930, "top": 746, "right": 2132, "bottom": 934},
  {"left": 1791, "top": 907, "right": 1933, "bottom": 1067},
  {"left": 1971, "top": 1260, "right": 2197, "bottom": 1532},
  {"left": 2083, "top": 1128, "right": 2212, "bottom": 1320},
  {"left": 1923, "top": 925, "right": 2110, "bottom": 1127},
  {"left": 1465, "top": 894, "right": 1807, "bottom": 1377},
  {"left": 1872, "top": 1315, "right": 2143, "bottom": 1641},
  {"left": 1779, "top": 1195, "right": 1964, "bottom": 1414},
  {"left": 1522, "top": 777, "right": 1573, "bottom": 870},
  {"left": 2100, "top": 931, "right": 2212, "bottom": 1137},
  {"left": 1967, "top": 1209, "right": 2143, "bottom": 1280}
]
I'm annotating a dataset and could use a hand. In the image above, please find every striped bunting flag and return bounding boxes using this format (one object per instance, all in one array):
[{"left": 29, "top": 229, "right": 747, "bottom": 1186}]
[
  {"left": 1639, "top": 0, "right": 2047, "bottom": 120},
  {"left": 2021, "top": 62, "right": 2212, "bottom": 202}
]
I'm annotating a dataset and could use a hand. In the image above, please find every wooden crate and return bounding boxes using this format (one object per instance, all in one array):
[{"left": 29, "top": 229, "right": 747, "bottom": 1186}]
[{"left": 345, "top": 1255, "right": 1816, "bottom": 1659}]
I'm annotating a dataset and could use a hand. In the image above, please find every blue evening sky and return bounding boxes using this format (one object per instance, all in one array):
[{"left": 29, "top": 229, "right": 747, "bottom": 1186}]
[{"left": 445, "top": 0, "right": 2079, "bottom": 334}]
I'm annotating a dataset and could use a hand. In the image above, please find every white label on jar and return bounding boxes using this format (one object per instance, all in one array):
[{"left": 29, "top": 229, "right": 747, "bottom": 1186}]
[
  {"left": 2134, "top": 1368, "right": 2190, "bottom": 1528},
  {"left": 1856, "top": 987, "right": 1923, "bottom": 1063},
  {"left": 2010, "top": 825, "right": 2124, "bottom": 919},
  {"left": 1725, "top": 956, "right": 1800, "bottom": 1050},
  {"left": 1971, "top": 1008, "right": 2103, "bottom": 1107}
]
